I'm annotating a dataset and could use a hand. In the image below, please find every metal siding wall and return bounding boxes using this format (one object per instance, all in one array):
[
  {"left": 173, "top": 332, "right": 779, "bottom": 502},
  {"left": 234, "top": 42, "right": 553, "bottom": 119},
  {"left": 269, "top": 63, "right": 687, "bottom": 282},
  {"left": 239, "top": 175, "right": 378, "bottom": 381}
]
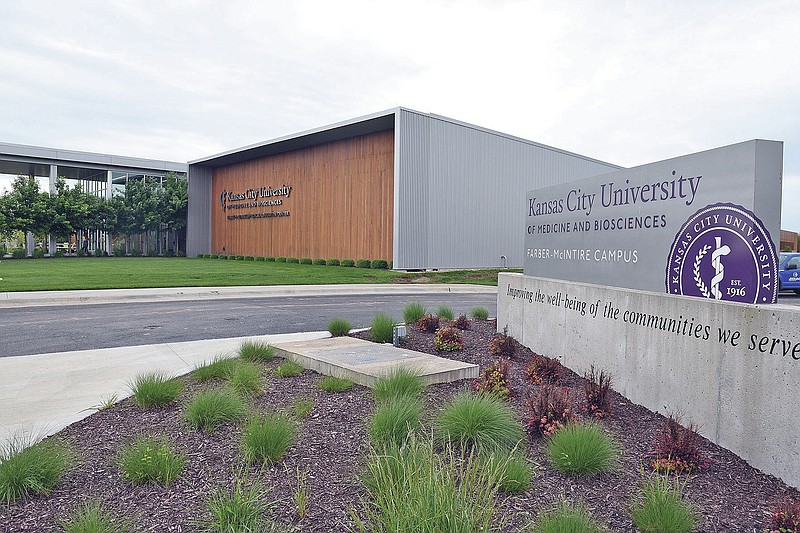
[
  {"left": 395, "top": 110, "right": 620, "bottom": 269},
  {"left": 186, "top": 164, "right": 212, "bottom": 257}
]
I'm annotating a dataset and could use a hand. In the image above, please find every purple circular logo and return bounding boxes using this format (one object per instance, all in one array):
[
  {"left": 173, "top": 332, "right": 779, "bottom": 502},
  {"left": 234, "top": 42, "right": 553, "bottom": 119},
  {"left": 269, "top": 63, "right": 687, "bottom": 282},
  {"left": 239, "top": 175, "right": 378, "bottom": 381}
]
[{"left": 665, "top": 203, "right": 778, "bottom": 304}]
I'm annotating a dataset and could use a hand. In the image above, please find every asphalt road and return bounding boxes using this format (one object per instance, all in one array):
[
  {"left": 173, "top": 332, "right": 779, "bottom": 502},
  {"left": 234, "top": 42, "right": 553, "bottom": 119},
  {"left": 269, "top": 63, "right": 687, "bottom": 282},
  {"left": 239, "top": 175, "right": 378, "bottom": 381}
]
[{"left": 0, "top": 293, "right": 497, "bottom": 357}]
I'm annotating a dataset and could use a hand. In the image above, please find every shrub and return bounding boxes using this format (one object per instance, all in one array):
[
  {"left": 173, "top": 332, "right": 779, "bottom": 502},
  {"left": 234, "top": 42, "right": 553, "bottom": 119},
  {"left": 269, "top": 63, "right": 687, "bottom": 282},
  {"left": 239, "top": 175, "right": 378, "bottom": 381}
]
[
  {"left": 470, "top": 306, "right": 490, "bottom": 320},
  {"left": 0, "top": 438, "right": 71, "bottom": 504},
  {"left": 239, "top": 341, "right": 276, "bottom": 362},
  {"left": 327, "top": 318, "right": 352, "bottom": 337},
  {"left": 524, "top": 355, "right": 563, "bottom": 384},
  {"left": 276, "top": 256, "right": 287, "bottom": 262},
  {"left": 341, "top": 258, "right": 355, "bottom": 267},
  {"left": 372, "top": 367, "right": 425, "bottom": 402},
  {"left": 326, "top": 258, "right": 340, "bottom": 266},
  {"left": 403, "top": 302, "right": 426, "bottom": 324},
  {"left": 265, "top": 256, "right": 275, "bottom": 262},
  {"left": 193, "top": 355, "right": 238, "bottom": 381},
  {"left": 356, "top": 258, "right": 371, "bottom": 268},
  {"left": 184, "top": 388, "right": 246, "bottom": 432},
  {"left": 369, "top": 395, "right": 424, "bottom": 448},
  {"left": 255, "top": 256, "right": 266, "bottom": 261},
  {"left": 236, "top": 255, "right": 245, "bottom": 260},
  {"left": 313, "top": 258, "right": 327, "bottom": 265},
  {"left": 117, "top": 434, "right": 185, "bottom": 487},
  {"left": 242, "top": 413, "right": 295, "bottom": 464},
  {"left": 286, "top": 257, "right": 299, "bottom": 264},
  {"left": 483, "top": 450, "right": 535, "bottom": 494},
  {"left": 630, "top": 474, "right": 698, "bottom": 533},
  {"left": 527, "top": 500, "right": 605, "bottom": 533},
  {"left": 370, "top": 313, "right": 395, "bottom": 343},
  {"left": 11, "top": 247, "right": 25, "bottom": 259},
  {"left": 451, "top": 314, "right": 472, "bottom": 330},
  {"left": 434, "top": 391, "right": 524, "bottom": 453},
  {"left": 768, "top": 499, "right": 800, "bottom": 533},
  {"left": 525, "top": 383, "right": 574, "bottom": 437},
  {"left": 648, "top": 415, "right": 709, "bottom": 473},
  {"left": 434, "top": 326, "right": 463, "bottom": 352},
  {"left": 299, "top": 257, "right": 312, "bottom": 265},
  {"left": 209, "top": 254, "right": 219, "bottom": 259},
  {"left": 583, "top": 365, "right": 613, "bottom": 418},
  {"left": 473, "top": 358, "right": 511, "bottom": 400},
  {"left": 319, "top": 376, "right": 354, "bottom": 392},
  {"left": 33, "top": 247, "right": 45, "bottom": 259},
  {"left": 353, "top": 437, "right": 503, "bottom": 533},
  {"left": 130, "top": 372, "right": 184, "bottom": 407},
  {"left": 274, "top": 360, "right": 304, "bottom": 378},
  {"left": 229, "top": 361, "right": 263, "bottom": 396},
  {"left": 129, "top": 248, "right": 142, "bottom": 257},
  {"left": 244, "top": 255, "right": 255, "bottom": 261},
  {"left": 370, "top": 259, "right": 388, "bottom": 269},
  {"left": 201, "top": 468, "right": 279, "bottom": 533},
  {"left": 435, "top": 305, "right": 454, "bottom": 320},
  {"left": 416, "top": 314, "right": 440, "bottom": 333},
  {"left": 61, "top": 501, "right": 133, "bottom": 533},
  {"left": 226, "top": 255, "right": 235, "bottom": 260},
  {"left": 489, "top": 326, "right": 519, "bottom": 358},
  {"left": 546, "top": 422, "right": 619, "bottom": 476},
  {"left": 54, "top": 249, "right": 64, "bottom": 258}
]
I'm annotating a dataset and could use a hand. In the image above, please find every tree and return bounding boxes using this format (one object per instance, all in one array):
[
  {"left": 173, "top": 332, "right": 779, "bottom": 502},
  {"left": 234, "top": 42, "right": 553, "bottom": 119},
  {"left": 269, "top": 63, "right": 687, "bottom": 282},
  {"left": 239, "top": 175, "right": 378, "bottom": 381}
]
[
  {"left": 159, "top": 172, "right": 188, "bottom": 253},
  {"left": 5, "top": 176, "right": 51, "bottom": 253}
]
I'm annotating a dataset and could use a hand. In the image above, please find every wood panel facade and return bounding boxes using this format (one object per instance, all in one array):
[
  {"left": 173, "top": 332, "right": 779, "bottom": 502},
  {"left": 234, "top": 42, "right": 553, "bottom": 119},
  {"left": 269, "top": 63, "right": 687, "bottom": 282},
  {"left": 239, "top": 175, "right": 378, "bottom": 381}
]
[{"left": 211, "top": 130, "right": 394, "bottom": 260}]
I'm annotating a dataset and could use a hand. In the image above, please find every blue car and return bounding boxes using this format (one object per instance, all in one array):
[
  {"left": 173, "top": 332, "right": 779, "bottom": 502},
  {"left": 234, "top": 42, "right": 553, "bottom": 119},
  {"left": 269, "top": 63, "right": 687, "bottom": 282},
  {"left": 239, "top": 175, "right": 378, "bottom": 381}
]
[{"left": 778, "top": 252, "right": 800, "bottom": 294}]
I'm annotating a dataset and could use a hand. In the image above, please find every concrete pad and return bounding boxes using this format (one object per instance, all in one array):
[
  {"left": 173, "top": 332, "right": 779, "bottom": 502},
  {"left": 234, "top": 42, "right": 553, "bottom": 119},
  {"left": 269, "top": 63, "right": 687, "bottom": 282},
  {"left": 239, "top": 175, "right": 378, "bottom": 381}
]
[
  {"left": 0, "top": 331, "right": 328, "bottom": 449},
  {"left": 273, "top": 336, "right": 479, "bottom": 387}
]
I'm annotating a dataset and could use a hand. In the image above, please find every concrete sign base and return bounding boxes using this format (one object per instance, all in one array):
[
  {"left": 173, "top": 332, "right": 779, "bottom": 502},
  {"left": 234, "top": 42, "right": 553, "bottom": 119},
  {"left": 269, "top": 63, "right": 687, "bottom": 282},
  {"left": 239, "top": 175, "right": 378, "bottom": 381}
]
[{"left": 498, "top": 272, "right": 800, "bottom": 488}]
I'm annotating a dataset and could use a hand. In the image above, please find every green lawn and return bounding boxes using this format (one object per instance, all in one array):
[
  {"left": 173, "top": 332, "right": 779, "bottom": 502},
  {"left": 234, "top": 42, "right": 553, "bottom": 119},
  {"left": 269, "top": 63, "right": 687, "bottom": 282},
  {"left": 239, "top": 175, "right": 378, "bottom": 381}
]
[{"left": 0, "top": 257, "right": 519, "bottom": 292}]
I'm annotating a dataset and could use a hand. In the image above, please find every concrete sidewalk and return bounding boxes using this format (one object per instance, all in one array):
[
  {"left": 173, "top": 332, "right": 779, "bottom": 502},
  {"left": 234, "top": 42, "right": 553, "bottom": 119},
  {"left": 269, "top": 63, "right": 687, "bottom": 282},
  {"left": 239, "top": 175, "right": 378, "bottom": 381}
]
[
  {"left": 0, "top": 331, "right": 328, "bottom": 449},
  {"left": 0, "top": 283, "right": 497, "bottom": 308}
]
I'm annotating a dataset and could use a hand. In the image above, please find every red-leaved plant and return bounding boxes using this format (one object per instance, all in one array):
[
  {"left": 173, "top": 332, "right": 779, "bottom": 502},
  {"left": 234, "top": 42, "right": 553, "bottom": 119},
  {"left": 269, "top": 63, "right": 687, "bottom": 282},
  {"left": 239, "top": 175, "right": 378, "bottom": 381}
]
[
  {"left": 473, "top": 358, "right": 511, "bottom": 400},
  {"left": 451, "top": 314, "right": 472, "bottom": 330},
  {"left": 582, "top": 365, "right": 612, "bottom": 418},
  {"left": 488, "top": 326, "right": 518, "bottom": 359},
  {"left": 434, "top": 326, "right": 463, "bottom": 352},
  {"left": 647, "top": 415, "right": 710, "bottom": 473},
  {"left": 524, "top": 355, "right": 563, "bottom": 384},
  {"left": 767, "top": 499, "right": 800, "bottom": 533},
  {"left": 525, "top": 383, "right": 574, "bottom": 437},
  {"left": 416, "top": 314, "right": 440, "bottom": 333}
]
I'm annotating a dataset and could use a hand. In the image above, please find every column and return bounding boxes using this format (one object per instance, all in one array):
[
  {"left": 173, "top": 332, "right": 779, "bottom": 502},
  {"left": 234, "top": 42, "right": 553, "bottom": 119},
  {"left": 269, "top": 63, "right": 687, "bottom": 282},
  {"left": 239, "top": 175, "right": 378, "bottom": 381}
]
[{"left": 48, "top": 165, "right": 57, "bottom": 255}]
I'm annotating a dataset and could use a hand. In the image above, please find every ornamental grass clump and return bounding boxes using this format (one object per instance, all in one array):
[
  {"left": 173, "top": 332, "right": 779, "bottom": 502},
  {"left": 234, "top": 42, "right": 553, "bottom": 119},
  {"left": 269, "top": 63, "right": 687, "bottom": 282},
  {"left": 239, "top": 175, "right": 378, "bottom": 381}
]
[
  {"left": 546, "top": 422, "right": 619, "bottom": 476},
  {"left": 482, "top": 449, "right": 535, "bottom": 494},
  {"left": 368, "top": 395, "right": 424, "bottom": 448},
  {"left": 61, "top": 501, "right": 134, "bottom": 533},
  {"left": 470, "top": 306, "right": 490, "bottom": 320},
  {"left": 353, "top": 437, "right": 504, "bottom": 533},
  {"left": 238, "top": 341, "right": 276, "bottom": 362},
  {"left": 370, "top": 313, "right": 396, "bottom": 343},
  {"left": 242, "top": 413, "right": 295, "bottom": 464},
  {"left": 403, "top": 302, "right": 426, "bottom": 324},
  {"left": 435, "top": 305, "right": 454, "bottom": 320},
  {"left": 200, "top": 468, "right": 281, "bottom": 533},
  {"left": 193, "top": 355, "right": 238, "bottom": 381},
  {"left": 0, "top": 437, "right": 71, "bottom": 504},
  {"left": 526, "top": 500, "right": 605, "bottom": 533},
  {"left": 648, "top": 415, "right": 709, "bottom": 474},
  {"left": 130, "top": 371, "right": 184, "bottom": 407},
  {"left": 434, "top": 326, "right": 463, "bottom": 352},
  {"left": 630, "top": 474, "right": 698, "bottom": 533},
  {"left": 372, "top": 367, "right": 425, "bottom": 402},
  {"left": 228, "top": 360, "right": 263, "bottom": 397},
  {"left": 184, "top": 387, "right": 246, "bottom": 432},
  {"left": 274, "top": 360, "right": 304, "bottom": 378},
  {"left": 434, "top": 391, "right": 525, "bottom": 453},
  {"left": 290, "top": 396, "right": 314, "bottom": 419},
  {"left": 472, "top": 358, "right": 512, "bottom": 400},
  {"left": 525, "top": 382, "right": 575, "bottom": 437},
  {"left": 318, "top": 375, "right": 354, "bottom": 392},
  {"left": 327, "top": 318, "right": 352, "bottom": 337},
  {"left": 117, "top": 434, "right": 185, "bottom": 487}
]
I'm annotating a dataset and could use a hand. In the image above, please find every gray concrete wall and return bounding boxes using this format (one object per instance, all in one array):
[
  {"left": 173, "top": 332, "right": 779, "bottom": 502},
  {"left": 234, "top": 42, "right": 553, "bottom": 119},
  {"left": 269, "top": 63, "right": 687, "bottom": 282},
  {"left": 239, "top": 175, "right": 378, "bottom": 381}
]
[
  {"left": 186, "top": 165, "right": 212, "bottom": 257},
  {"left": 498, "top": 272, "right": 800, "bottom": 488}
]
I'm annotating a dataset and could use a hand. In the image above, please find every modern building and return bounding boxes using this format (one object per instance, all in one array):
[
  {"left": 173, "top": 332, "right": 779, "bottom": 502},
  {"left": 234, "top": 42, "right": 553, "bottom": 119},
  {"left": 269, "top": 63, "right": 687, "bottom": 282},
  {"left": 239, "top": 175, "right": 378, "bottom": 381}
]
[{"left": 186, "top": 108, "right": 621, "bottom": 269}]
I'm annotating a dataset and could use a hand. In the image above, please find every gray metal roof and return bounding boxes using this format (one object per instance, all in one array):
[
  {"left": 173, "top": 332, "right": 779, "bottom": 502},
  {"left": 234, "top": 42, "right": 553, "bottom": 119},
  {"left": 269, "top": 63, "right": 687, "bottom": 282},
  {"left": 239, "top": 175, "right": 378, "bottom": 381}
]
[
  {"left": 0, "top": 141, "right": 188, "bottom": 179},
  {"left": 189, "top": 107, "right": 621, "bottom": 170}
]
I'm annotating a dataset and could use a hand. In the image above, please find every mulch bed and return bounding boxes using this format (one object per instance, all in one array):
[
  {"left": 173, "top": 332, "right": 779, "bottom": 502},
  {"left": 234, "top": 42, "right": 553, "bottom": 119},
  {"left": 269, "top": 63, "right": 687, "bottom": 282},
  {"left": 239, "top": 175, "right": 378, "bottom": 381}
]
[{"left": 3, "top": 319, "right": 798, "bottom": 531}]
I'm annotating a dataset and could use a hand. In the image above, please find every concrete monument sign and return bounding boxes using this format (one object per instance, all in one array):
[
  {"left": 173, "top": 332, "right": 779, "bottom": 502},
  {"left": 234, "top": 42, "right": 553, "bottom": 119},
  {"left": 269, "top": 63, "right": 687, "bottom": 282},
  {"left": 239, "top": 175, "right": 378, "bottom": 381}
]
[{"left": 524, "top": 140, "right": 783, "bottom": 304}]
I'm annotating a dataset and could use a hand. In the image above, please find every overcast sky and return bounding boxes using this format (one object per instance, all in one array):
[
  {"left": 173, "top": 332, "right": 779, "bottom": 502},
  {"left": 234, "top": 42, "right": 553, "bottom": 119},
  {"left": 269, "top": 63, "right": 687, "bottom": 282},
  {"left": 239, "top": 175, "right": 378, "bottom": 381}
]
[{"left": 1, "top": 1, "right": 799, "bottom": 228}]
